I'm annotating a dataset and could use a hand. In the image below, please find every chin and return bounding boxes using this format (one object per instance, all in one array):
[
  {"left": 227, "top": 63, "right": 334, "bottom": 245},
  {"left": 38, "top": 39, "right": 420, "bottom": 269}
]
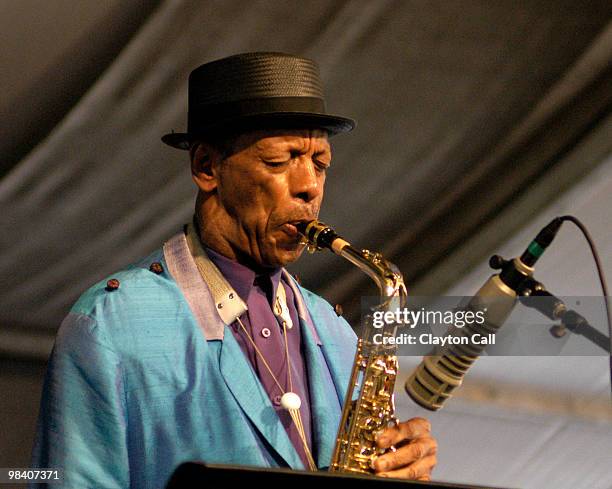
[{"left": 271, "top": 246, "right": 305, "bottom": 267}]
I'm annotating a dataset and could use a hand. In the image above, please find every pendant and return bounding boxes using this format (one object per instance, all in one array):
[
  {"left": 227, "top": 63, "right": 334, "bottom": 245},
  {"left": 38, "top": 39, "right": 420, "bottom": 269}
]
[{"left": 280, "top": 392, "right": 301, "bottom": 411}]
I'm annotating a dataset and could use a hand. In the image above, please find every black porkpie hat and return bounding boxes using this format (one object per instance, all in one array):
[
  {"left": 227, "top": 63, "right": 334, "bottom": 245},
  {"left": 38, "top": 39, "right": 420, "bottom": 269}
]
[{"left": 161, "top": 52, "right": 356, "bottom": 150}]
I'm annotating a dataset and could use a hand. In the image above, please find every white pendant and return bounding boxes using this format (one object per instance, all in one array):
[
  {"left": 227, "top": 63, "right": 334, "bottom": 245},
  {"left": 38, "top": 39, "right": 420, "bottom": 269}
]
[{"left": 280, "top": 392, "right": 301, "bottom": 411}]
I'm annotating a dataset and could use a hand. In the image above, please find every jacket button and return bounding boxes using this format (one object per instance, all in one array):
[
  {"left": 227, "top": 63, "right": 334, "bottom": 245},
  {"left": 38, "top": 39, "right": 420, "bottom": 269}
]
[
  {"left": 273, "top": 395, "right": 282, "bottom": 406},
  {"left": 261, "top": 327, "right": 271, "bottom": 338},
  {"left": 149, "top": 262, "right": 164, "bottom": 274},
  {"left": 106, "top": 279, "right": 120, "bottom": 291},
  {"left": 334, "top": 304, "right": 343, "bottom": 316}
]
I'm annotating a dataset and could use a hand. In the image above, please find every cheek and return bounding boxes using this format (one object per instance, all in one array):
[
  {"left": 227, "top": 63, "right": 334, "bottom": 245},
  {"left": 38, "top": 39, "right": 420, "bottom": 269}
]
[
  {"left": 317, "top": 174, "right": 326, "bottom": 201},
  {"left": 218, "top": 170, "right": 278, "bottom": 222}
]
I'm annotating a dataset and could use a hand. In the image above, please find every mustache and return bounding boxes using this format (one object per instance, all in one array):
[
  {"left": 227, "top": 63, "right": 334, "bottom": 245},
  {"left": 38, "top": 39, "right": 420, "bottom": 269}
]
[{"left": 277, "top": 207, "right": 320, "bottom": 226}]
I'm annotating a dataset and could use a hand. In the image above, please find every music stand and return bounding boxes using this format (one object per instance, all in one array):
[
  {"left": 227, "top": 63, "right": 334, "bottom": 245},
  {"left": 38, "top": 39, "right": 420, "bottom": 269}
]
[{"left": 166, "top": 462, "right": 515, "bottom": 489}]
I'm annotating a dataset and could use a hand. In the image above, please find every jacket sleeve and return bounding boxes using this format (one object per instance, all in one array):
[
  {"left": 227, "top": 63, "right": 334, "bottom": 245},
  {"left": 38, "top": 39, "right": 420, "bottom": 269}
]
[{"left": 30, "top": 312, "right": 130, "bottom": 489}]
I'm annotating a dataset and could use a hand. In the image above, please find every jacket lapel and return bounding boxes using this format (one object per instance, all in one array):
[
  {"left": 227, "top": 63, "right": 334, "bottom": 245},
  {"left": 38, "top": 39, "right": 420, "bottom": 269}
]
[
  {"left": 300, "top": 318, "right": 343, "bottom": 469},
  {"left": 218, "top": 330, "right": 304, "bottom": 469}
]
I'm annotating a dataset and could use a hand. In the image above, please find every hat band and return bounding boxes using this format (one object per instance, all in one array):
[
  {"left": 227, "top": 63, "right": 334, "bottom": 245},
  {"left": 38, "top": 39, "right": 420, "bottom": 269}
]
[{"left": 188, "top": 96, "right": 327, "bottom": 130}]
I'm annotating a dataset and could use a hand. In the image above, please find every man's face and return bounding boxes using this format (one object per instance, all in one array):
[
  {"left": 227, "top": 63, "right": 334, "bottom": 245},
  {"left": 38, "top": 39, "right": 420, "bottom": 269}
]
[{"left": 196, "top": 128, "right": 331, "bottom": 268}]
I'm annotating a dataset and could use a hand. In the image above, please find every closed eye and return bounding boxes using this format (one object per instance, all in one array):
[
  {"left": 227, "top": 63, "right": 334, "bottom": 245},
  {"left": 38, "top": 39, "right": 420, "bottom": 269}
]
[
  {"left": 262, "top": 159, "right": 288, "bottom": 168},
  {"left": 313, "top": 151, "right": 331, "bottom": 172},
  {"left": 314, "top": 160, "right": 330, "bottom": 173}
]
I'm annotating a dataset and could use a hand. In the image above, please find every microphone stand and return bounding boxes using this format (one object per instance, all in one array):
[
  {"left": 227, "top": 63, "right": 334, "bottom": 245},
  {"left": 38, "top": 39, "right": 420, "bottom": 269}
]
[{"left": 517, "top": 277, "right": 610, "bottom": 354}]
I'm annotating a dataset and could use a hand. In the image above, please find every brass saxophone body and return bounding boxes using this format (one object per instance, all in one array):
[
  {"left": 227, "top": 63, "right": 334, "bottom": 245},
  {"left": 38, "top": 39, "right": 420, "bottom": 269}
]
[{"left": 297, "top": 220, "right": 407, "bottom": 474}]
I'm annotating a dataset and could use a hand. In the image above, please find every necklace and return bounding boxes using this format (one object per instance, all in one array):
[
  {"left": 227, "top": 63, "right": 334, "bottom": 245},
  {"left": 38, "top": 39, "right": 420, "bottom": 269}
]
[
  {"left": 235, "top": 305, "right": 317, "bottom": 471},
  {"left": 184, "top": 221, "right": 316, "bottom": 470}
]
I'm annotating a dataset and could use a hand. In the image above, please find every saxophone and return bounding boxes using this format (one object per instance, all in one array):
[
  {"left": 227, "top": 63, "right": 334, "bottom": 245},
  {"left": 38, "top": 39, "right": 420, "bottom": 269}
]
[{"left": 297, "top": 220, "right": 407, "bottom": 474}]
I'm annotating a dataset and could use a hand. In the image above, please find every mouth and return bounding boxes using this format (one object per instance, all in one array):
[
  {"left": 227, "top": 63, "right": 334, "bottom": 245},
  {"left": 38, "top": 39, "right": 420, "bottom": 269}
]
[
  {"left": 280, "top": 219, "right": 315, "bottom": 239},
  {"left": 280, "top": 222, "right": 299, "bottom": 237}
]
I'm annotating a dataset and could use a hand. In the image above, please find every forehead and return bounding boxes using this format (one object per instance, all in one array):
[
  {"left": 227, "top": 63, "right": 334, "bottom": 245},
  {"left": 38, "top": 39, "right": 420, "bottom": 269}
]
[{"left": 238, "top": 128, "right": 331, "bottom": 152}]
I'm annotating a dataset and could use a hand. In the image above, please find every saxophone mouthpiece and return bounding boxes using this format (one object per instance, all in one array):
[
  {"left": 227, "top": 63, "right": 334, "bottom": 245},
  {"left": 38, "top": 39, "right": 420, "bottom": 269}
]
[
  {"left": 294, "top": 220, "right": 312, "bottom": 238},
  {"left": 295, "top": 220, "right": 323, "bottom": 253},
  {"left": 295, "top": 220, "right": 343, "bottom": 253}
]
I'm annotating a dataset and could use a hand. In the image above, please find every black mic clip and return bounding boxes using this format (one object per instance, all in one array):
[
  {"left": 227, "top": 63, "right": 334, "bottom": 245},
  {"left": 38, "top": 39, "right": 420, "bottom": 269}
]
[{"left": 488, "top": 254, "right": 535, "bottom": 293}]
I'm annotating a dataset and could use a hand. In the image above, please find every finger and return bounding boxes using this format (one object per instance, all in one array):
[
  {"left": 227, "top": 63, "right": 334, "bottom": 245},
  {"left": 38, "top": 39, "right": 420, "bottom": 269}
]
[
  {"left": 374, "top": 436, "right": 437, "bottom": 472},
  {"left": 417, "top": 475, "right": 431, "bottom": 481},
  {"left": 377, "top": 417, "right": 432, "bottom": 448},
  {"left": 377, "top": 454, "right": 437, "bottom": 481}
]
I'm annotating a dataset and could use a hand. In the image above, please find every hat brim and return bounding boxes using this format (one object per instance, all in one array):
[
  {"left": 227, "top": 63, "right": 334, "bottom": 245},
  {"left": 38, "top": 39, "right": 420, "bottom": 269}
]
[{"left": 161, "top": 112, "right": 356, "bottom": 150}]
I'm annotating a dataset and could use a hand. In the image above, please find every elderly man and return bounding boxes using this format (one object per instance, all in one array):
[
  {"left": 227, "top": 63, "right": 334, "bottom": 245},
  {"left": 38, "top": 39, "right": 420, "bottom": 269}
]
[{"left": 31, "top": 53, "right": 437, "bottom": 488}]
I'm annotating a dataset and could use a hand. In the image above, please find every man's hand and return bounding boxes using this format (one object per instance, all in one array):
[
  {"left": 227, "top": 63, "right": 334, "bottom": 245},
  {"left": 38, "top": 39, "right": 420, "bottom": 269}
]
[{"left": 373, "top": 417, "right": 437, "bottom": 481}]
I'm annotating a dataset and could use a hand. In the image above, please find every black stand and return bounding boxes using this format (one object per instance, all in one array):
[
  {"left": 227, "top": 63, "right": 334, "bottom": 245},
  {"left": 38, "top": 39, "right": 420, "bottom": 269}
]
[
  {"left": 166, "top": 462, "right": 514, "bottom": 489},
  {"left": 518, "top": 279, "right": 610, "bottom": 353}
]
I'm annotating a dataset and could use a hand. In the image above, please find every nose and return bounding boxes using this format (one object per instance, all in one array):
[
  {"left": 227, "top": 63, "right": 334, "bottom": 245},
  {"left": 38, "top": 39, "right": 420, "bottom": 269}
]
[{"left": 289, "top": 158, "right": 322, "bottom": 203}]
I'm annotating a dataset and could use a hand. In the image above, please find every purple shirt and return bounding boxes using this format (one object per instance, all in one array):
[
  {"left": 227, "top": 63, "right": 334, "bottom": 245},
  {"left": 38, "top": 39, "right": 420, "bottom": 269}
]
[{"left": 206, "top": 248, "right": 313, "bottom": 468}]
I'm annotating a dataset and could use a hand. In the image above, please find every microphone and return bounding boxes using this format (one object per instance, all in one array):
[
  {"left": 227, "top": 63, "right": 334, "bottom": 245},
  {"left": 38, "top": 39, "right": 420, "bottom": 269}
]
[{"left": 404, "top": 218, "right": 563, "bottom": 410}]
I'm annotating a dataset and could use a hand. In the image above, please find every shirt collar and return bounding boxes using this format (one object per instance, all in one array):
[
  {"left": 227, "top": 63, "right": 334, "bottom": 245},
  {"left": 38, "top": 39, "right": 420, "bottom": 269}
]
[{"left": 205, "top": 246, "right": 283, "bottom": 304}]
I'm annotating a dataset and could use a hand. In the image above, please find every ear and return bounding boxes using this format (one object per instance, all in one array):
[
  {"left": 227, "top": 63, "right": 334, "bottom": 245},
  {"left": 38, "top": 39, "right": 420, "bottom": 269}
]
[{"left": 190, "top": 142, "right": 221, "bottom": 193}]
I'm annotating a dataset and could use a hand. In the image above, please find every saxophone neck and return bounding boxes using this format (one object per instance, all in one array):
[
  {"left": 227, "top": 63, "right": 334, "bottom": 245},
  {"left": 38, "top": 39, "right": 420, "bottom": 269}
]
[{"left": 297, "top": 220, "right": 407, "bottom": 304}]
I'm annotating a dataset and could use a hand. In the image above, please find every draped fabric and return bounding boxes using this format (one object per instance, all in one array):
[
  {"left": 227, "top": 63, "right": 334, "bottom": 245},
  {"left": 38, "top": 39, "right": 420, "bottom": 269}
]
[
  {"left": 2, "top": 1, "right": 610, "bottom": 340},
  {"left": 2, "top": 2, "right": 612, "bottom": 488}
]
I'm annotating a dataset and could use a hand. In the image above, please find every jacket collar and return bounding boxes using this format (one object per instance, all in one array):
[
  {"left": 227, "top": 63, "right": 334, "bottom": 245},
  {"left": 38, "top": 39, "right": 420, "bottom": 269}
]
[{"left": 163, "top": 229, "right": 321, "bottom": 345}]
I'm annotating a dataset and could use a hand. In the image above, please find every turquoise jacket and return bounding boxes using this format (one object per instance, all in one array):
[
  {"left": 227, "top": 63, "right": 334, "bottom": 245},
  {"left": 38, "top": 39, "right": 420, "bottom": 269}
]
[{"left": 31, "top": 232, "right": 357, "bottom": 489}]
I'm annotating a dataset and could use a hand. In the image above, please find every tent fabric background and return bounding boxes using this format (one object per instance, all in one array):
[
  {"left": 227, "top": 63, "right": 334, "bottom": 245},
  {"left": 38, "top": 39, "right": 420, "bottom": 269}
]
[
  {"left": 1, "top": 2, "right": 611, "bottom": 486},
  {"left": 1, "top": 0, "right": 610, "bottom": 335}
]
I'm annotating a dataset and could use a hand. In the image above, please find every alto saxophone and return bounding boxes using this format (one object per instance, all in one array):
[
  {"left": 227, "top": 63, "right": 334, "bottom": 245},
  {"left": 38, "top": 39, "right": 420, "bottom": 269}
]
[{"left": 297, "top": 220, "right": 407, "bottom": 474}]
